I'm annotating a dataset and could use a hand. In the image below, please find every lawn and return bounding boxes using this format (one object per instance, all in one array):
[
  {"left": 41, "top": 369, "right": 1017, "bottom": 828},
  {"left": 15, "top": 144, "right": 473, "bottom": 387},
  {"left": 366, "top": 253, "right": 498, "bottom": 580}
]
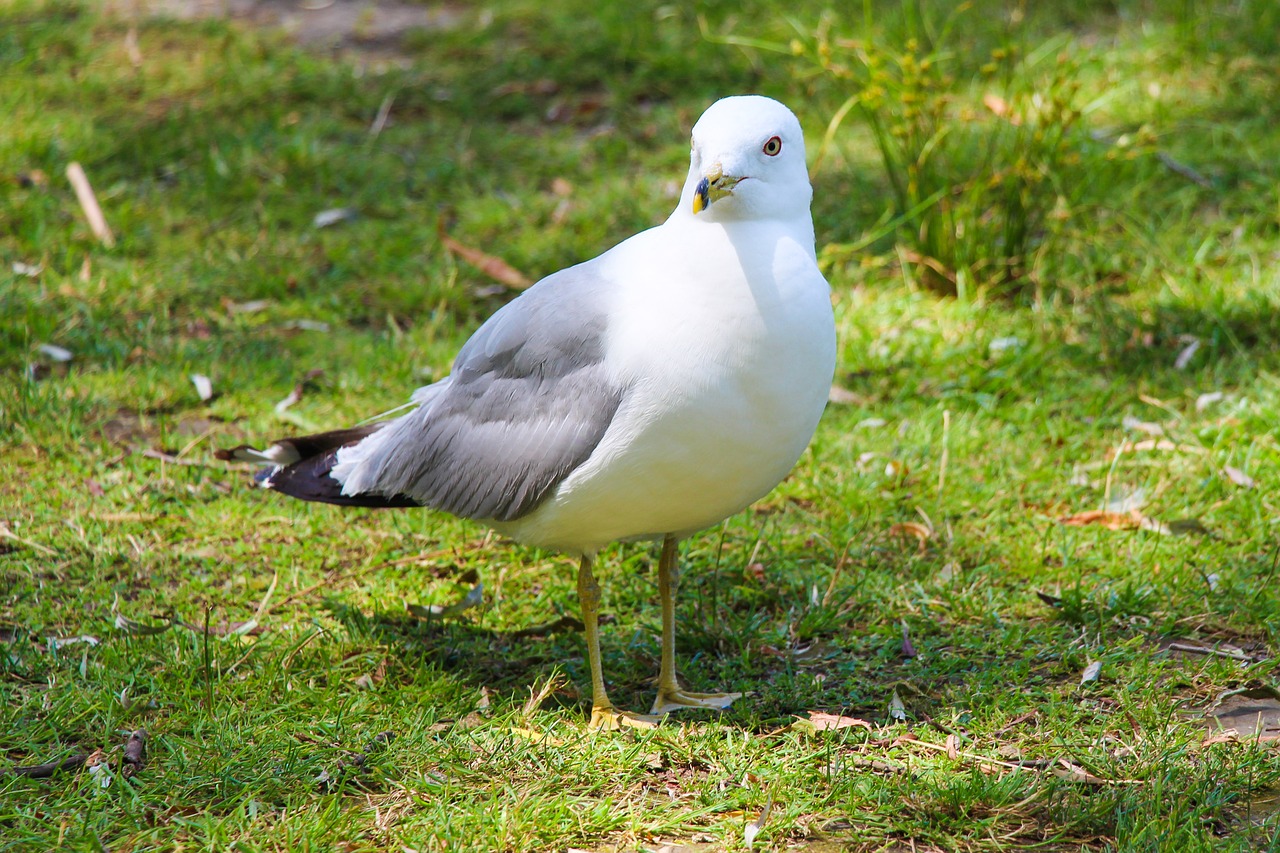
[{"left": 2, "top": 0, "right": 1279, "bottom": 850}]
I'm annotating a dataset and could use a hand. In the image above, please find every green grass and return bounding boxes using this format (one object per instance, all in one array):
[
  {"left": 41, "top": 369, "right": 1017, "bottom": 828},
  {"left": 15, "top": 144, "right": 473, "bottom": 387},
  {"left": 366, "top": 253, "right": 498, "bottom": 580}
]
[{"left": 3, "top": 0, "right": 1280, "bottom": 850}]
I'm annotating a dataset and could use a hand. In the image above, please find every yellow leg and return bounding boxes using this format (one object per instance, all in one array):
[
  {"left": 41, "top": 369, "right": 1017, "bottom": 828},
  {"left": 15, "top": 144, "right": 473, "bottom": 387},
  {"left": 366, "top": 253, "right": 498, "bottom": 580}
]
[
  {"left": 577, "top": 555, "right": 658, "bottom": 730},
  {"left": 650, "top": 535, "right": 743, "bottom": 716}
]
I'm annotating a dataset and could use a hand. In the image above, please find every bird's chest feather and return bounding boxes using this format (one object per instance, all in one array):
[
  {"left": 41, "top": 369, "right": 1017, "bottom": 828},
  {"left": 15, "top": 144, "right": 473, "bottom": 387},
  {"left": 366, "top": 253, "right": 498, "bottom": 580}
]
[
  {"left": 605, "top": 226, "right": 832, "bottom": 417},
  {"left": 592, "top": 227, "right": 834, "bottom": 500}
]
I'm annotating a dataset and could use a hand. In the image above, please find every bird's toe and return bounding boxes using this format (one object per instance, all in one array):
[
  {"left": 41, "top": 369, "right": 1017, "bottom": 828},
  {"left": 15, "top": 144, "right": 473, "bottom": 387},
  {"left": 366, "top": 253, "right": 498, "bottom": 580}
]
[
  {"left": 650, "top": 689, "right": 744, "bottom": 716},
  {"left": 588, "top": 706, "right": 662, "bottom": 731}
]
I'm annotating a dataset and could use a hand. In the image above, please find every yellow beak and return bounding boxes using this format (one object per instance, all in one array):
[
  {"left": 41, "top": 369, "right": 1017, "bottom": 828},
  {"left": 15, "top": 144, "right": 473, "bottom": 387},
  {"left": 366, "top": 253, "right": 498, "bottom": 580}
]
[{"left": 691, "top": 163, "right": 740, "bottom": 214}]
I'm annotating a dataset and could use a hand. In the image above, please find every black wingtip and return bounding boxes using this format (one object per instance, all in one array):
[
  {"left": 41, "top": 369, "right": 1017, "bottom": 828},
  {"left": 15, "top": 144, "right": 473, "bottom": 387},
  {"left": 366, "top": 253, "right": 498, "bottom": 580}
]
[
  {"left": 221, "top": 425, "right": 420, "bottom": 509},
  {"left": 267, "top": 450, "right": 421, "bottom": 509}
]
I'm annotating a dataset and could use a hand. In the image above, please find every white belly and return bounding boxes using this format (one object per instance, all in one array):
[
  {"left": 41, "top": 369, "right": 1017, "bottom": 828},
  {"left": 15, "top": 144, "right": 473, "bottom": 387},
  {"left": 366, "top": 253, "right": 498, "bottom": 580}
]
[{"left": 497, "top": 222, "right": 835, "bottom": 554}]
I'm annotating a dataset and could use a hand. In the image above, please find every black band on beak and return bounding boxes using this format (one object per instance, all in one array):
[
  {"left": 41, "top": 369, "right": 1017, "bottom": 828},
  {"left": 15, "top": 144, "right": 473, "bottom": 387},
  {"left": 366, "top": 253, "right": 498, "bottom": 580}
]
[{"left": 693, "top": 177, "right": 711, "bottom": 214}]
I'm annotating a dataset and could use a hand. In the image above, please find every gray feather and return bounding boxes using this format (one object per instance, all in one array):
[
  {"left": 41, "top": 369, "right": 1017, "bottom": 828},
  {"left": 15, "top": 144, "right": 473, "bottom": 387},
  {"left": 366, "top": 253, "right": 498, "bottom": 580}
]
[{"left": 337, "top": 263, "right": 623, "bottom": 522}]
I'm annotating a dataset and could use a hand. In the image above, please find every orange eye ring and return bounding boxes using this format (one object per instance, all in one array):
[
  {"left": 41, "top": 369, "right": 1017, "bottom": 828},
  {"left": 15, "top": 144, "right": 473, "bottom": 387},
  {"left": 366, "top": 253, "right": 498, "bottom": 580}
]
[{"left": 762, "top": 136, "right": 782, "bottom": 156}]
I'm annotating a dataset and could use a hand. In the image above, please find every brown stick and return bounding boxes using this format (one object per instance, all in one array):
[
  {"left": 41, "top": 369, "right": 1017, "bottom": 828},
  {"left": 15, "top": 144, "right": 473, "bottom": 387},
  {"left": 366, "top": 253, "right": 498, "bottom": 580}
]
[
  {"left": 7, "top": 752, "right": 89, "bottom": 778},
  {"left": 66, "top": 162, "right": 116, "bottom": 247},
  {"left": 1167, "top": 642, "right": 1254, "bottom": 662},
  {"left": 122, "top": 729, "right": 147, "bottom": 777}
]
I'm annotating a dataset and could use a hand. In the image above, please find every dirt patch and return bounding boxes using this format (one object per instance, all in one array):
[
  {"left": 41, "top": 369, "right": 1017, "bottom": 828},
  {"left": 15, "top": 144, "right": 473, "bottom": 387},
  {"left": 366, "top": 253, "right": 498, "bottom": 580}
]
[
  {"left": 111, "top": 0, "right": 467, "bottom": 61},
  {"left": 1205, "top": 688, "right": 1280, "bottom": 741}
]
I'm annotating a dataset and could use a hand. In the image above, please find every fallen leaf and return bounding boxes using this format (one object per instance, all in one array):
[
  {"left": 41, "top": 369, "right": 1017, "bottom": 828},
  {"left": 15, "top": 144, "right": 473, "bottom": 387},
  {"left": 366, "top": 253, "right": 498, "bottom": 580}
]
[
  {"left": 13, "top": 261, "right": 43, "bottom": 276},
  {"left": 888, "top": 689, "right": 907, "bottom": 721},
  {"left": 743, "top": 793, "right": 773, "bottom": 850},
  {"left": 224, "top": 298, "right": 270, "bottom": 315},
  {"left": 827, "top": 384, "right": 861, "bottom": 405},
  {"left": 1174, "top": 337, "right": 1200, "bottom": 370},
  {"left": 1201, "top": 731, "right": 1239, "bottom": 746},
  {"left": 408, "top": 582, "right": 484, "bottom": 619},
  {"left": 49, "top": 635, "right": 99, "bottom": 650},
  {"left": 1122, "top": 414, "right": 1164, "bottom": 436},
  {"left": 191, "top": 373, "right": 213, "bottom": 401},
  {"left": 1057, "top": 505, "right": 1174, "bottom": 536},
  {"left": 856, "top": 416, "right": 887, "bottom": 429},
  {"left": 1125, "top": 439, "right": 1206, "bottom": 454},
  {"left": 1080, "top": 660, "right": 1102, "bottom": 685},
  {"left": 1195, "top": 391, "right": 1224, "bottom": 412},
  {"left": 883, "top": 459, "right": 909, "bottom": 479},
  {"left": 900, "top": 620, "right": 917, "bottom": 658},
  {"left": 313, "top": 207, "right": 357, "bottom": 228},
  {"left": 804, "top": 711, "right": 875, "bottom": 732},
  {"left": 280, "top": 319, "right": 330, "bottom": 332},
  {"left": 1223, "top": 466, "right": 1256, "bottom": 489},
  {"left": 887, "top": 521, "right": 931, "bottom": 550},
  {"left": 983, "top": 93, "right": 1018, "bottom": 123},
  {"left": 1137, "top": 516, "right": 1173, "bottom": 536},
  {"left": 1053, "top": 759, "right": 1112, "bottom": 785},
  {"left": 510, "top": 726, "right": 564, "bottom": 746},
  {"left": 1106, "top": 486, "right": 1147, "bottom": 513},
  {"left": 438, "top": 224, "right": 532, "bottom": 289},
  {"left": 87, "top": 750, "right": 113, "bottom": 789},
  {"left": 275, "top": 369, "right": 324, "bottom": 414},
  {"left": 37, "top": 343, "right": 73, "bottom": 362},
  {"left": 1059, "top": 509, "right": 1141, "bottom": 530},
  {"left": 114, "top": 613, "right": 174, "bottom": 636},
  {"left": 757, "top": 640, "right": 835, "bottom": 664}
]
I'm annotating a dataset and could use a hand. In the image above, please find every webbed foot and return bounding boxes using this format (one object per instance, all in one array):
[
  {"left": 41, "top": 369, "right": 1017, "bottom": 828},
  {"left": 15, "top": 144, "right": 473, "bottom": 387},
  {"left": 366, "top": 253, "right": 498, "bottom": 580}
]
[
  {"left": 589, "top": 706, "right": 662, "bottom": 730},
  {"left": 650, "top": 688, "right": 744, "bottom": 716}
]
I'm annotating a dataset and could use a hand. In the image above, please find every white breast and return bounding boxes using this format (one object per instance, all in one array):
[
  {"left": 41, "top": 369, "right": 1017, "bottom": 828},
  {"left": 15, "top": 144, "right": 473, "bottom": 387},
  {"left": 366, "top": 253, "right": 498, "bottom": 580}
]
[{"left": 497, "top": 217, "right": 836, "bottom": 554}]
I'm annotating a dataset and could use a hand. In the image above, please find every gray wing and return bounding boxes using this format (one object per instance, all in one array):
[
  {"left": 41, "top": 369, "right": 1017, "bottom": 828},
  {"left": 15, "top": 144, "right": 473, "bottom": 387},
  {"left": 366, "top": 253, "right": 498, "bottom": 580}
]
[{"left": 335, "top": 262, "right": 623, "bottom": 522}]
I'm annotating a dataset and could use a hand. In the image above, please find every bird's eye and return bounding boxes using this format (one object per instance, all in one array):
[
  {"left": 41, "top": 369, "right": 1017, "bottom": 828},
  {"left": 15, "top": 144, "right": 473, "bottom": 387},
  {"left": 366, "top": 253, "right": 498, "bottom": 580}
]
[{"left": 762, "top": 136, "right": 782, "bottom": 156}]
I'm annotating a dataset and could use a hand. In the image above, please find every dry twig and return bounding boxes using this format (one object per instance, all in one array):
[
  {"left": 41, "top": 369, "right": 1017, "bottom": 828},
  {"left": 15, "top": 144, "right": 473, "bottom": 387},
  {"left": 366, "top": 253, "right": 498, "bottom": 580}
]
[
  {"left": 121, "top": 729, "right": 147, "bottom": 777},
  {"left": 6, "top": 752, "right": 89, "bottom": 778},
  {"left": 66, "top": 162, "right": 115, "bottom": 247}
]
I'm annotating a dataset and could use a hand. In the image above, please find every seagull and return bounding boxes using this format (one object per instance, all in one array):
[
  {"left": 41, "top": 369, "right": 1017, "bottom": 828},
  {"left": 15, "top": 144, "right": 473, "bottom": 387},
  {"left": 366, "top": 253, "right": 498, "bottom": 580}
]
[{"left": 219, "top": 95, "right": 837, "bottom": 729}]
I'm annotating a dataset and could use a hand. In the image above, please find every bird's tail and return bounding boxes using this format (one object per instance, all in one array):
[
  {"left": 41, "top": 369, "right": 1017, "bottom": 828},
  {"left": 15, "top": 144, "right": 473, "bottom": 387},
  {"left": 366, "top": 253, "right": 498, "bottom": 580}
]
[{"left": 216, "top": 425, "right": 420, "bottom": 508}]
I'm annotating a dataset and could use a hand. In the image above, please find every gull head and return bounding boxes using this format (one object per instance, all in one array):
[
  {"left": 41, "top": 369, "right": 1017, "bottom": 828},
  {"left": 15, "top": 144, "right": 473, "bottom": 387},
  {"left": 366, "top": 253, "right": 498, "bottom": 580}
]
[{"left": 682, "top": 95, "right": 811, "bottom": 222}]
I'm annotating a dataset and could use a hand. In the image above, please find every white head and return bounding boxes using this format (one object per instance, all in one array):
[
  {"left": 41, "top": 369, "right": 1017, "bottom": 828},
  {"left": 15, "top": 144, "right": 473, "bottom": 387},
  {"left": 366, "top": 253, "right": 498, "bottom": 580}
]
[{"left": 676, "top": 95, "right": 812, "bottom": 224}]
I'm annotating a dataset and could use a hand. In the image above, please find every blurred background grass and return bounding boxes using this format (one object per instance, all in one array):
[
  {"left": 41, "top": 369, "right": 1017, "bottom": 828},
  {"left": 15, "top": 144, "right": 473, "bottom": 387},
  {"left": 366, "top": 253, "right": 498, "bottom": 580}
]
[{"left": 2, "top": 1, "right": 1279, "bottom": 850}]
